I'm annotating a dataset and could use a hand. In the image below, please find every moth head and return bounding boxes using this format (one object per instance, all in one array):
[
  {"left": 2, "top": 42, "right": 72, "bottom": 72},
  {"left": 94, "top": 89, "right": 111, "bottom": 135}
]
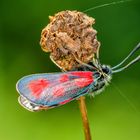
[{"left": 101, "top": 65, "right": 112, "bottom": 75}]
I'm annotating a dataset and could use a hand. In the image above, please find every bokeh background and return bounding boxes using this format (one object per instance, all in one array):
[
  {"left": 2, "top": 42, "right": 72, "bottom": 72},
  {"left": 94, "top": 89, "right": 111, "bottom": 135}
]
[{"left": 0, "top": 0, "right": 140, "bottom": 140}]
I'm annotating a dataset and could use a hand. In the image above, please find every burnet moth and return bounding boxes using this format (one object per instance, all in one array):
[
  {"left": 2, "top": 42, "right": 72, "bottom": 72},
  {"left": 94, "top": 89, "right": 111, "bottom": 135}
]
[{"left": 16, "top": 43, "right": 140, "bottom": 112}]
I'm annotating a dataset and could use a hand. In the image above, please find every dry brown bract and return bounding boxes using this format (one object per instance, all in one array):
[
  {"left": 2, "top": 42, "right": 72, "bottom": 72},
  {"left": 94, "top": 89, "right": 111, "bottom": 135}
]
[{"left": 40, "top": 10, "right": 100, "bottom": 70}]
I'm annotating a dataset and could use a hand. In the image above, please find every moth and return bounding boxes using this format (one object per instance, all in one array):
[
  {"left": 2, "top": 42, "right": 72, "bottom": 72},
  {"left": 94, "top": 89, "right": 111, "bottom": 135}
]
[{"left": 16, "top": 43, "right": 140, "bottom": 112}]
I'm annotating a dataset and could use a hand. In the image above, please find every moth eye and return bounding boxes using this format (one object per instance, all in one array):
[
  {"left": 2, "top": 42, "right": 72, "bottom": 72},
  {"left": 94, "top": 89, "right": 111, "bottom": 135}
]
[
  {"left": 104, "top": 68, "right": 109, "bottom": 73},
  {"left": 102, "top": 65, "right": 110, "bottom": 74}
]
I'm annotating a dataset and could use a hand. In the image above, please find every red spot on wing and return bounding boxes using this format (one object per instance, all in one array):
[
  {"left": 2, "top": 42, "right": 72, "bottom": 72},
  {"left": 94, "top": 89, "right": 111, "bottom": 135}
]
[
  {"left": 53, "top": 86, "right": 65, "bottom": 97},
  {"left": 59, "top": 75, "right": 69, "bottom": 82},
  {"left": 75, "top": 78, "right": 93, "bottom": 88},
  {"left": 28, "top": 79, "right": 49, "bottom": 98},
  {"left": 70, "top": 71, "right": 93, "bottom": 78},
  {"left": 70, "top": 71, "right": 94, "bottom": 88},
  {"left": 60, "top": 98, "right": 72, "bottom": 105}
]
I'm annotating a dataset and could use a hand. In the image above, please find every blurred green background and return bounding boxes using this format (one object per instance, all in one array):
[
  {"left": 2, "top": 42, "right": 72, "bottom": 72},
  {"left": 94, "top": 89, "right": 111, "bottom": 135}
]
[{"left": 0, "top": 0, "right": 140, "bottom": 140}]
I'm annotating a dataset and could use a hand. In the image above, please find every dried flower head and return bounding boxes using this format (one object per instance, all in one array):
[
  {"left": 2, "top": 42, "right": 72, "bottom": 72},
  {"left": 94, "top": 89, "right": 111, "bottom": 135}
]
[{"left": 40, "top": 10, "right": 100, "bottom": 70}]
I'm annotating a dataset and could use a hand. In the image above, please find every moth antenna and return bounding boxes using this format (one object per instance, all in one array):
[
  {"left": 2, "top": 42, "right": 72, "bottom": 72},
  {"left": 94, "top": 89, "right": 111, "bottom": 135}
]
[
  {"left": 112, "top": 55, "right": 140, "bottom": 73},
  {"left": 83, "top": 0, "right": 132, "bottom": 13},
  {"left": 112, "top": 42, "right": 140, "bottom": 70}
]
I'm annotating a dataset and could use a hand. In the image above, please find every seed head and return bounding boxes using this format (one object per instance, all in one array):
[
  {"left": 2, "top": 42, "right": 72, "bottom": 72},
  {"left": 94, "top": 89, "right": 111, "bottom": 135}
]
[{"left": 40, "top": 10, "right": 100, "bottom": 70}]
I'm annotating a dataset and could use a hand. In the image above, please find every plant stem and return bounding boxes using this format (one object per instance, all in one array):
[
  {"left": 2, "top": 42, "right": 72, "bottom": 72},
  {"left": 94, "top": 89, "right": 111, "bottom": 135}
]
[{"left": 78, "top": 96, "right": 92, "bottom": 140}]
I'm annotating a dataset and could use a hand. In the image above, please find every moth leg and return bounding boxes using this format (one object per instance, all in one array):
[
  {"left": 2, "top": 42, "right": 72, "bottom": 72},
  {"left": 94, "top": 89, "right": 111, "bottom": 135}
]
[
  {"left": 92, "top": 44, "right": 101, "bottom": 68},
  {"left": 72, "top": 53, "right": 98, "bottom": 71},
  {"left": 96, "top": 43, "right": 100, "bottom": 60},
  {"left": 50, "top": 55, "right": 66, "bottom": 71}
]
